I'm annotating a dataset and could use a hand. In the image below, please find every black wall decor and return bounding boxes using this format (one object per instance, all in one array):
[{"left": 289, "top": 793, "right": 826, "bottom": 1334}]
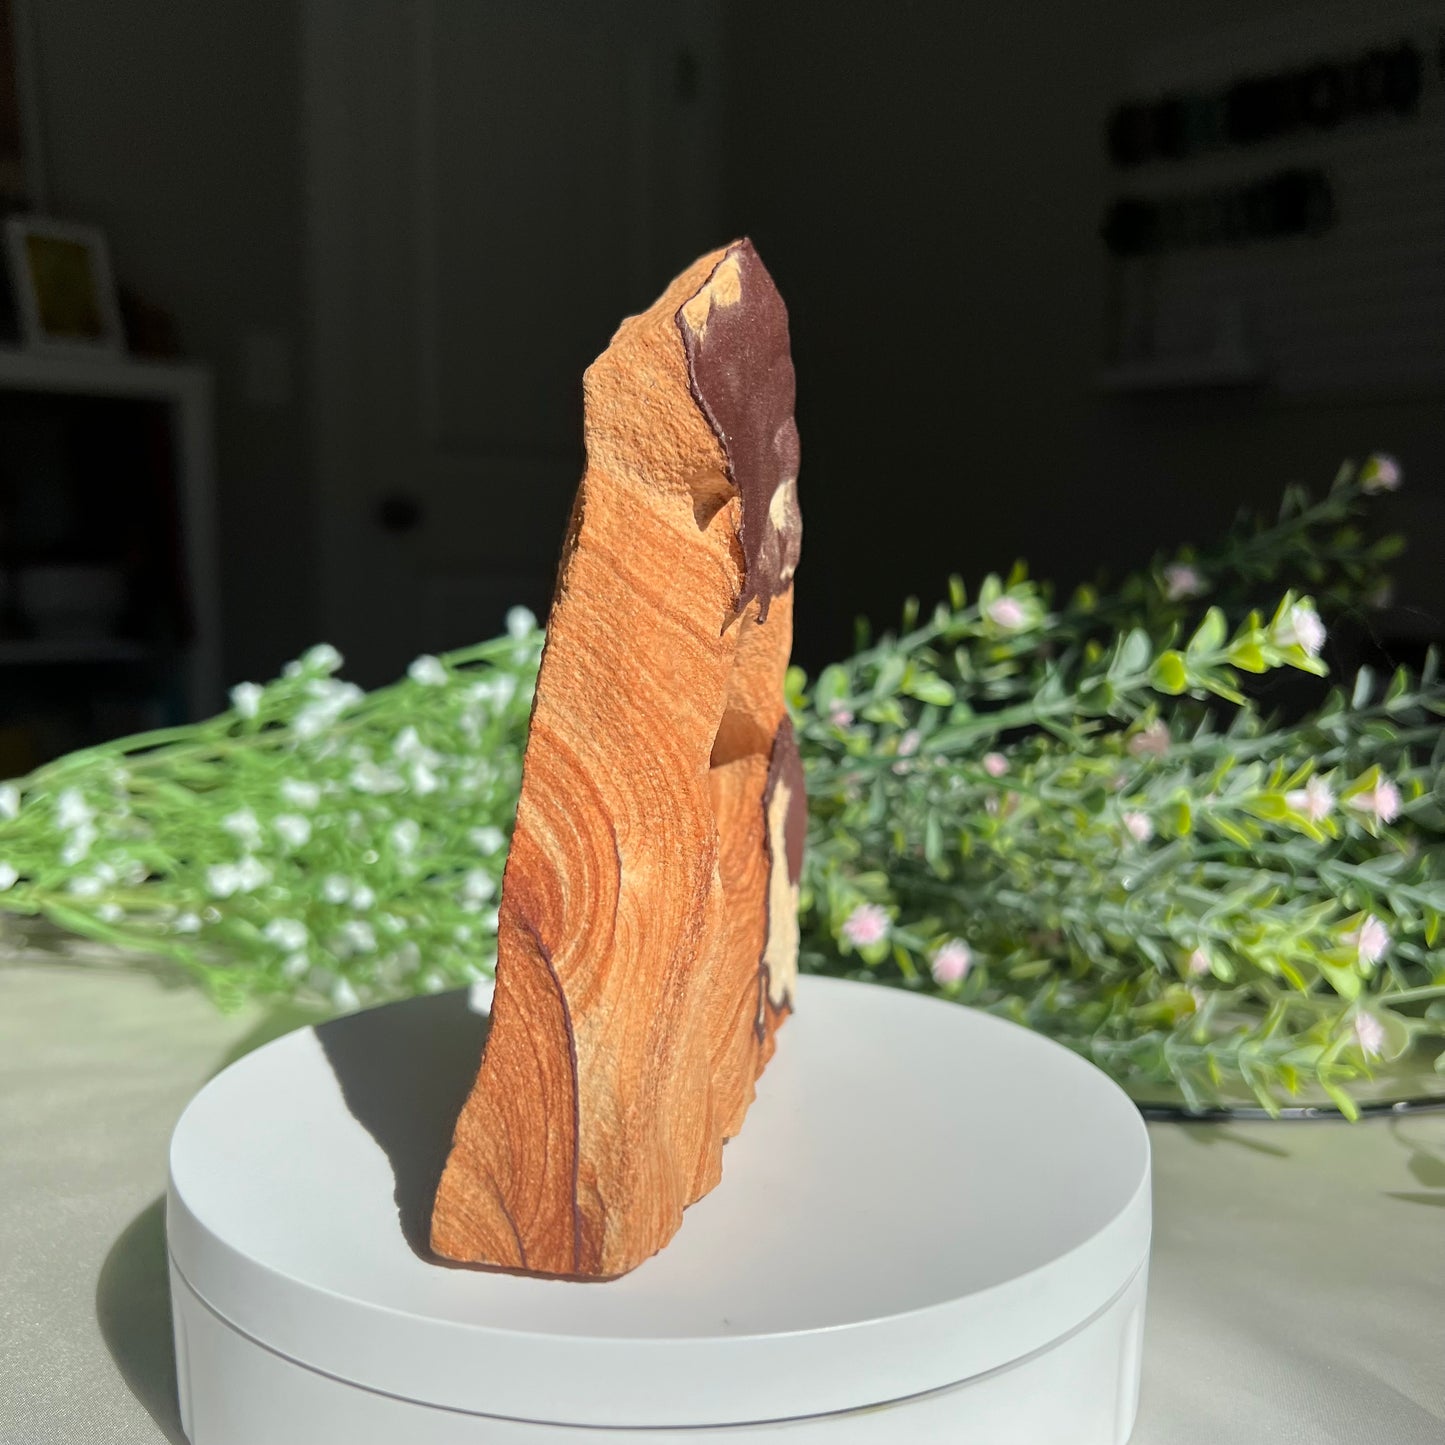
[{"left": 1107, "top": 39, "right": 1422, "bottom": 167}]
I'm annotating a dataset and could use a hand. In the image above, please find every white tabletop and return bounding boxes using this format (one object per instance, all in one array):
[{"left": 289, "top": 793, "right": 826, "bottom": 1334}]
[{"left": 3, "top": 960, "right": 1443, "bottom": 1444}]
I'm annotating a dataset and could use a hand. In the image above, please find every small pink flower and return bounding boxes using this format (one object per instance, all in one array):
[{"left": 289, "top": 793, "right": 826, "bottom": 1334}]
[
  {"left": 1162, "top": 563, "right": 1206, "bottom": 601},
  {"left": 1128, "top": 721, "right": 1171, "bottom": 759},
  {"left": 897, "top": 729, "right": 921, "bottom": 758},
  {"left": 1285, "top": 775, "right": 1335, "bottom": 824},
  {"left": 828, "top": 705, "right": 854, "bottom": 728},
  {"left": 1347, "top": 777, "right": 1401, "bottom": 825},
  {"left": 1360, "top": 454, "right": 1402, "bottom": 494},
  {"left": 1186, "top": 947, "right": 1210, "bottom": 978},
  {"left": 1122, "top": 811, "right": 1153, "bottom": 843},
  {"left": 986, "top": 596, "right": 1027, "bottom": 630},
  {"left": 842, "top": 903, "right": 889, "bottom": 948},
  {"left": 982, "top": 751, "right": 1008, "bottom": 778},
  {"left": 1353, "top": 1012, "right": 1386, "bottom": 1057},
  {"left": 1273, "top": 603, "right": 1326, "bottom": 658},
  {"left": 1346, "top": 914, "right": 1390, "bottom": 967},
  {"left": 931, "top": 939, "right": 973, "bottom": 985}
]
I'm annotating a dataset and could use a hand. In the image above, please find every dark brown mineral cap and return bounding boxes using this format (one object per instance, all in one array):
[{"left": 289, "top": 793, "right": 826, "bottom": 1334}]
[{"left": 676, "top": 239, "right": 801, "bottom": 623}]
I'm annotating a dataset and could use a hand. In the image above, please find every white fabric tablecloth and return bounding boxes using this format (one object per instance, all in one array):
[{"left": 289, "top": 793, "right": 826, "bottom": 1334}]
[{"left": 2, "top": 962, "right": 1442, "bottom": 1444}]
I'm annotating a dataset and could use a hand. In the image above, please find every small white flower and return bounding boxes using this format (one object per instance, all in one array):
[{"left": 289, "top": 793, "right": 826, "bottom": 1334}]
[
  {"left": 390, "top": 819, "right": 420, "bottom": 857},
  {"left": 282, "top": 951, "right": 310, "bottom": 980},
  {"left": 454, "top": 925, "right": 474, "bottom": 943},
  {"left": 828, "top": 705, "right": 854, "bottom": 727},
  {"left": 982, "top": 752, "right": 1009, "bottom": 778},
  {"left": 1285, "top": 775, "right": 1335, "bottom": 824},
  {"left": 300, "top": 643, "right": 344, "bottom": 674},
  {"left": 1187, "top": 985, "right": 1206, "bottom": 1012},
  {"left": 1273, "top": 603, "right": 1326, "bottom": 658},
  {"left": 1186, "top": 947, "right": 1211, "bottom": 978},
  {"left": 172, "top": 912, "right": 202, "bottom": 934},
  {"left": 506, "top": 606, "right": 537, "bottom": 640},
  {"left": 222, "top": 809, "right": 264, "bottom": 850},
  {"left": 1359, "top": 454, "right": 1402, "bottom": 494},
  {"left": 350, "top": 883, "right": 376, "bottom": 911},
  {"left": 322, "top": 874, "right": 352, "bottom": 904},
  {"left": 310, "top": 678, "right": 364, "bottom": 708},
  {"left": 273, "top": 813, "right": 312, "bottom": 849},
  {"left": 68, "top": 875, "right": 105, "bottom": 898},
  {"left": 469, "top": 826, "right": 505, "bottom": 854},
  {"left": 280, "top": 778, "right": 321, "bottom": 809},
  {"left": 931, "top": 939, "right": 972, "bottom": 985},
  {"left": 57, "top": 789, "right": 92, "bottom": 830},
  {"left": 0, "top": 783, "right": 20, "bottom": 820},
  {"left": 1347, "top": 914, "right": 1390, "bottom": 967},
  {"left": 212, "top": 856, "right": 269, "bottom": 895},
  {"left": 470, "top": 673, "right": 518, "bottom": 708},
  {"left": 264, "top": 918, "right": 309, "bottom": 952},
  {"left": 1346, "top": 777, "right": 1401, "bottom": 826},
  {"left": 0, "top": 862, "right": 16, "bottom": 890},
  {"left": 207, "top": 863, "right": 242, "bottom": 898},
  {"left": 986, "top": 595, "right": 1027, "bottom": 630},
  {"left": 410, "top": 761, "right": 440, "bottom": 795},
  {"left": 1162, "top": 563, "right": 1207, "bottom": 601},
  {"left": 97, "top": 904, "right": 123, "bottom": 923},
  {"left": 349, "top": 761, "right": 404, "bottom": 794},
  {"left": 60, "top": 823, "right": 97, "bottom": 867},
  {"left": 336, "top": 920, "right": 377, "bottom": 955},
  {"left": 293, "top": 681, "right": 364, "bottom": 740},
  {"left": 331, "top": 978, "right": 361, "bottom": 1012},
  {"left": 408, "top": 654, "right": 448, "bottom": 687},
  {"left": 393, "top": 726, "right": 441, "bottom": 765},
  {"left": 1353, "top": 1012, "right": 1386, "bottom": 1056},
  {"left": 461, "top": 869, "right": 496, "bottom": 903},
  {"left": 230, "top": 681, "right": 264, "bottom": 719},
  {"left": 1122, "top": 811, "right": 1154, "bottom": 843}
]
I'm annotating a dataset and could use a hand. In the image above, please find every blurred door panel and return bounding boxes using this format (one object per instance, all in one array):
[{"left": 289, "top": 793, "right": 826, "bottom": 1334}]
[{"left": 305, "top": 0, "right": 720, "bottom": 683}]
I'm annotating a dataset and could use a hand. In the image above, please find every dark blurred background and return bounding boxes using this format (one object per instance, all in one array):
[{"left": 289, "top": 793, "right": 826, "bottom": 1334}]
[{"left": 0, "top": 0, "right": 1440, "bottom": 768}]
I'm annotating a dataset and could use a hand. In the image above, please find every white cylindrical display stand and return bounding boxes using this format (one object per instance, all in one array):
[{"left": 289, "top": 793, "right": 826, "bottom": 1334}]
[{"left": 168, "top": 975, "right": 1151, "bottom": 1442}]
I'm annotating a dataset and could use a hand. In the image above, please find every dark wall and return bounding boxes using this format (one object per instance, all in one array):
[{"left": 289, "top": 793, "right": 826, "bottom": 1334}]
[
  {"left": 719, "top": 0, "right": 1444, "bottom": 671},
  {"left": 719, "top": 1, "right": 1120, "bottom": 668},
  {"left": 33, "top": 0, "right": 316, "bottom": 687}
]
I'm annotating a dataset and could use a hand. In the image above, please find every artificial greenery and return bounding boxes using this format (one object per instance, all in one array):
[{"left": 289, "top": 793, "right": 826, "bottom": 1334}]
[{"left": 0, "top": 457, "right": 1440, "bottom": 1115}]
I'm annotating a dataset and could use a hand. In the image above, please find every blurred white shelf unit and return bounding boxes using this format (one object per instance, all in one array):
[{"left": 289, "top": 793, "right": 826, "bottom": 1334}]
[{"left": 0, "top": 347, "right": 220, "bottom": 720}]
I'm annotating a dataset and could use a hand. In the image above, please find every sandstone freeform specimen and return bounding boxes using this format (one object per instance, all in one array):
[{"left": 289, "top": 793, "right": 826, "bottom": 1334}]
[{"left": 430, "top": 240, "right": 804, "bottom": 1279}]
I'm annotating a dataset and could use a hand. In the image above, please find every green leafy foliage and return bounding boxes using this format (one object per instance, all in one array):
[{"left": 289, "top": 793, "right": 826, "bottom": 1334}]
[{"left": 0, "top": 459, "right": 1438, "bottom": 1112}]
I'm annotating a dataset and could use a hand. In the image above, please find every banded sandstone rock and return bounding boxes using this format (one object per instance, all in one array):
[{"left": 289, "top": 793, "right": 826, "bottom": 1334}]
[{"left": 430, "top": 241, "right": 805, "bottom": 1279}]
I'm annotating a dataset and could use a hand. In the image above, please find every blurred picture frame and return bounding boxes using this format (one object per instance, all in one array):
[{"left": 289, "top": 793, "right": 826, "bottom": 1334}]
[{"left": 4, "top": 216, "right": 123, "bottom": 355}]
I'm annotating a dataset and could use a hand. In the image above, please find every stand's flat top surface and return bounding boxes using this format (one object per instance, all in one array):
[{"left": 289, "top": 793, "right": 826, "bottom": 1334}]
[{"left": 167, "top": 975, "right": 1150, "bottom": 1426}]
